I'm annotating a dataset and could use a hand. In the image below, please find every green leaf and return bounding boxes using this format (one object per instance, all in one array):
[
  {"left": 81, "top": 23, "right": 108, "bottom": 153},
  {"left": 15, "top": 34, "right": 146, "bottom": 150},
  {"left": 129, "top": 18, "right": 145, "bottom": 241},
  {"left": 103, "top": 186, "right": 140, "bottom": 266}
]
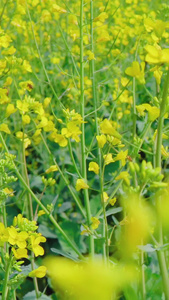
[{"left": 51, "top": 248, "right": 79, "bottom": 261}]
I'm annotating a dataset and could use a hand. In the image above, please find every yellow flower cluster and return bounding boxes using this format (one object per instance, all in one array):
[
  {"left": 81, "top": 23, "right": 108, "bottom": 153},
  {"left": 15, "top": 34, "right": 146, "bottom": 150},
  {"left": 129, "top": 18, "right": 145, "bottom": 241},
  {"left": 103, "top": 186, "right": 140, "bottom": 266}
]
[{"left": 0, "top": 214, "right": 47, "bottom": 278}]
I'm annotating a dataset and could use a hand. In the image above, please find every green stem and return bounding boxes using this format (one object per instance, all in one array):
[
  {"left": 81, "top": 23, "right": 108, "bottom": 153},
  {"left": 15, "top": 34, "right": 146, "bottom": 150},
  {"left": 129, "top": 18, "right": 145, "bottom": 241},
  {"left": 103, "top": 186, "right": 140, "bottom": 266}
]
[
  {"left": 68, "top": 139, "right": 82, "bottom": 178},
  {"left": 132, "top": 77, "right": 137, "bottom": 140},
  {"left": 80, "top": 0, "right": 94, "bottom": 258},
  {"left": 155, "top": 68, "right": 169, "bottom": 300},
  {"left": 2, "top": 252, "right": 13, "bottom": 300},
  {"left": 0, "top": 0, "right": 9, "bottom": 24},
  {"left": 140, "top": 248, "right": 146, "bottom": 300}
]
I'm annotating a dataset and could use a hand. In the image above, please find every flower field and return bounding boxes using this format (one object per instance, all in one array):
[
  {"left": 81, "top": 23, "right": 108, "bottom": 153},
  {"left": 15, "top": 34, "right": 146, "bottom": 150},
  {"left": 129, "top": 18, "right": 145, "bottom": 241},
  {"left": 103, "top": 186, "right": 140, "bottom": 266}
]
[{"left": 0, "top": 0, "right": 169, "bottom": 299}]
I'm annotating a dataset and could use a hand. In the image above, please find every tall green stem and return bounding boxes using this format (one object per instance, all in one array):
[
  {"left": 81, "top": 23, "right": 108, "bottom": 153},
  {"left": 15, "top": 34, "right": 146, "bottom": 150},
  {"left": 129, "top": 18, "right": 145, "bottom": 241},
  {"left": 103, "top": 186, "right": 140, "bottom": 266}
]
[
  {"left": 2, "top": 252, "right": 13, "bottom": 300},
  {"left": 155, "top": 68, "right": 169, "bottom": 300},
  {"left": 80, "top": 0, "right": 94, "bottom": 257}
]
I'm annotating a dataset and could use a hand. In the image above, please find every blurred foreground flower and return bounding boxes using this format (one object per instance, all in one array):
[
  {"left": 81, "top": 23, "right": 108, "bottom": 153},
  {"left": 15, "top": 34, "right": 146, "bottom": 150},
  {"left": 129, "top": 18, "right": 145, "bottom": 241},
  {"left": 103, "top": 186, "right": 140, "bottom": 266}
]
[{"left": 45, "top": 257, "right": 137, "bottom": 300}]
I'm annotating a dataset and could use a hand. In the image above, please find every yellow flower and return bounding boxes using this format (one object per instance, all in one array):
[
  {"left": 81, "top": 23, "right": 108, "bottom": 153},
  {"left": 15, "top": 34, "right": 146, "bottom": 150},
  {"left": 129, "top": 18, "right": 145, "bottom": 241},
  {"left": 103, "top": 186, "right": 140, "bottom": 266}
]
[
  {"left": 91, "top": 217, "right": 100, "bottom": 230},
  {"left": 161, "top": 145, "right": 169, "bottom": 158},
  {"left": 12, "top": 247, "right": 28, "bottom": 259},
  {"left": 145, "top": 44, "right": 169, "bottom": 64},
  {"left": 94, "top": 12, "right": 108, "bottom": 23},
  {"left": 114, "top": 150, "right": 128, "bottom": 167},
  {"left": 125, "top": 61, "right": 145, "bottom": 84},
  {"left": 43, "top": 97, "right": 51, "bottom": 108},
  {"left": 45, "top": 165, "right": 58, "bottom": 174},
  {"left": 103, "top": 192, "right": 109, "bottom": 203},
  {"left": 86, "top": 50, "right": 95, "bottom": 60},
  {"left": 23, "top": 60, "right": 32, "bottom": 72},
  {"left": 3, "top": 187, "right": 14, "bottom": 196},
  {"left": 96, "top": 135, "right": 107, "bottom": 148},
  {"left": 109, "top": 197, "right": 117, "bottom": 206},
  {"left": 29, "top": 266, "right": 47, "bottom": 278},
  {"left": 153, "top": 68, "right": 163, "bottom": 85},
  {"left": 17, "top": 100, "right": 29, "bottom": 114},
  {"left": 22, "top": 115, "right": 31, "bottom": 124},
  {"left": 75, "top": 179, "right": 89, "bottom": 191},
  {"left": 38, "top": 210, "right": 46, "bottom": 217},
  {"left": 8, "top": 227, "right": 28, "bottom": 248},
  {"left": 0, "top": 123, "right": 11, "bottom": 134},
  {"left": 6, "top": 104, "right": 17, "bottom": 117},
  {"left": 45, "top": 257, "right": 137, "bottom": 300},
  {"left": 88, "top": 162, "right": 99, "bottom": 175},
  {"left": 30, "top": 235, "right": 46, "bottom": 257},
  {"left": 115, "top": 171, "right": 130, "bottom": 186},
  {"left": 103, "top": 153, "right": 114, "bottom": 165},
  {"left": 54, "top": 133, "right": 68, "bottom": 147},
  {"left": 100, "top": 119, "right": 121, "bottom": 139},
  {"left": 52, "top": 4, "right": 67, "bottom": 13}
]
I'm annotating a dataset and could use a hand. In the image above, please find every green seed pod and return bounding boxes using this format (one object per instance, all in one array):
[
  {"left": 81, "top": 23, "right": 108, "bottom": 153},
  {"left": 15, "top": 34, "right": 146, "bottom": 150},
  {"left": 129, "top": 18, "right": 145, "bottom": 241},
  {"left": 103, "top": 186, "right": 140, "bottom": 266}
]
[{"left": 129, "top": 162, "right": 135, "bottom": 174}]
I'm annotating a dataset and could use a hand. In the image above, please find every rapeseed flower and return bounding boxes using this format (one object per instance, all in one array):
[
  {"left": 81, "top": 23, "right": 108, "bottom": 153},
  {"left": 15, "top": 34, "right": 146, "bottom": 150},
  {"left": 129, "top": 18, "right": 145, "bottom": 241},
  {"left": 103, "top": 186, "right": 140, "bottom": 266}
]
[
  {"left": 30, "top": 235, "right": 46, "bottom": 257},
  {"left": 0, "top": 123, "right": 11, "bottom": 134},
  {"left": 96, "top": 135, "right": 107, "bottom": 148},
  {"left": 29, "top": 266, "right": 47, "bottom": 278},
  {"left": 45, "top": 257, "right": 137, "bottom": 300},
  {"left": 8, "top": 227, "right": 28, "bottom": 248},
  {"left": 75, "top": 179, "right": 89, "bottom": 191},
  {"left": 103, "top": 153, "right": 114, "bottom": 165},
  {"left": 88, "top": 162, "right": 99, "bottom": 175}
]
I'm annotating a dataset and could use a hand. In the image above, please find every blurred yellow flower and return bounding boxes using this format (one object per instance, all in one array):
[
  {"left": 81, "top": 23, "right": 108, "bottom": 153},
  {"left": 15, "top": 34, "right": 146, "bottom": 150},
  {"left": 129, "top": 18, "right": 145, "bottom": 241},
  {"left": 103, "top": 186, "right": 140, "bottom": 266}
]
[
  {"left": 115, "top": 171, "right": 130, "bottom": 186},
  {"left": 103, "top": 153, "right": 114, "bottom": 165},
  {"left": 0, "top": 123, "right": 11, "bottom": 134},
  {"left": 45, "top": 257, "right": 137, "bottom": 300},
  {"left": 88, "top": 162, "right": 99, "bottom": 175},
  {"left": 45, "top": 165, "right": 58, "bottom": 174},
  {"left": 91, "top": 217, "right": 100, "bottom": 230},
  {"left": 96, "top": 135, "right": 107, "bottom": 148},
  {"left": 29, "top": 266, "right": 47, "bottom": 278},
  {"left": 75, "top": 179, "right": 89, "bottom": 191}
]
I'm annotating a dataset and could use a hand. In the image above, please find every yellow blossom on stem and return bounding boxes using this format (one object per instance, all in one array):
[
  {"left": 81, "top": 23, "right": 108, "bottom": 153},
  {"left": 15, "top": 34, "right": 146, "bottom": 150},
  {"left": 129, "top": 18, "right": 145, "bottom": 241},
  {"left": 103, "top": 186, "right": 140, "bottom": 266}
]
[
  {"left": 103, "top": 153, "right": 114, "bottom": 165},
  {"left": 30, "top": 235, "right": 46, "bottom": 257},
  {"left": 45, "top": 165, "right": 58, "bottom": 174},
  {"left": 75, "top": 179, "right": 89, "bottom": 191},
  {"left": 96, "top": 135, "right": 107, "bottom": 148},
  {"left": 115, "top": 171, "right": 130, "bottom": 186},
  {"left": 125, "top": 61, "right": 145, "bottom": 84},
  {"left": 29, "top": 266, "right": 47, "bottom": 278},
  {"left": 8, "top": 227, "right": 28, "bottom": 248},
  {"left": 100, "top": 119, "right": 121, "bottom": 139},
  {"left": 145, "top": 44, "right": 169, "bottom": 64},
  {"left": 109, "top": 197, "right": 117, "bottom": 206},
  {"left": 103, "top": 192, "right": 109, "bottom": 203},
  {"left": 86, "top": 50, "right": 96, "bottom": 60},
  {"left": 114, "top": 150, "right": 128, "bottom": 167},
  {"left": 88, "top": 162, "right": 99, "bottom": 175},
  {"left": 6, "top": 103, "right": 17, "bottom": 117},
  {"left": 12, "top": 247, "right": 28, "bottom": 259},
  {"left": 91, "top": 217, "right": 100, "bottom": 230},
  {"left": 0, "top": 123, "right": 11, "bottom": 134}
]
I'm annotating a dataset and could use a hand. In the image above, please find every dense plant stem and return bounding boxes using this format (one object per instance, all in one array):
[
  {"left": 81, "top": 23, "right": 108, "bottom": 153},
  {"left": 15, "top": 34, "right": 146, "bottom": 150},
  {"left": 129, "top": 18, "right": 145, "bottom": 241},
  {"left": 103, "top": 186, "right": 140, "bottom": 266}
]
[
  {"left": 155, "top": 68, "right": 169, "bottom": 300},
  {"left": 2, "top": 252, "right": 13, "bottom": 300},
  {"left": 80, "top": 0, "right": 94, "bottom": 257}
]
